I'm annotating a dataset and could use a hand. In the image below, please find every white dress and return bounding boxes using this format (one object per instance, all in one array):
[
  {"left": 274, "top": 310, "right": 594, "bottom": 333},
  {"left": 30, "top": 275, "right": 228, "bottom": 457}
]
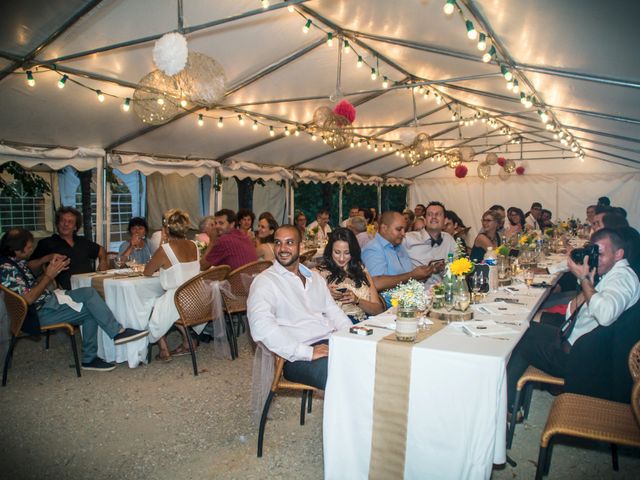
[{"left": 148, "top": 242, "right": 201, "bottom": 342}]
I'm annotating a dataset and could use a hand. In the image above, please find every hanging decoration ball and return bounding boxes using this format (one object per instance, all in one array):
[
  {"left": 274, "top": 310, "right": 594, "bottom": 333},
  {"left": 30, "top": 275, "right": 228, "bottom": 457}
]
[
  {"left": 133, "top": 70, "right": 181, "bottom": 125},
  {"left": 459, "top": 146, "right": 475, "bottom": 162},
  {"left": 333, "top": 99, "right": 356, "bottom": 124},
  {"left": 499, "top": 168, "right": 511, "bottom": 181},
  {"left": 153, "top": 32, "right": 188, "bottom": 76},
  {"left": 516, "top": 166, "right": 525, "bottom": 175},
  {"left": 497, "top": 156, "right": 506, "bottom": 167},
  {"left": 485, "top": 152, "right": 498, "bottom": 165},
  {"left": 175, "top": 52, "right": 226, "bottom": 106},
  {"left": 447, "top": 148, "right": 463, "bottom": 168},
  {"left": 477, "top": 162, "right": 491, "bottom": 180},
  {"left": 312, "top": 105, "right": 354, "bottom": 149},
  {"left": 455, "top": 164, "right": 468, "bottom": 178},
  {"left": 504, "top": 159, "right": 516, "bottom": 173}
]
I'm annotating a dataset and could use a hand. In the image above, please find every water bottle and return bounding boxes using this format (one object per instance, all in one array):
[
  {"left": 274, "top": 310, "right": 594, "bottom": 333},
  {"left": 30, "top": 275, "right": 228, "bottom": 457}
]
[{"left": 484, "top": 247, "right": 497, "bottom": 265}]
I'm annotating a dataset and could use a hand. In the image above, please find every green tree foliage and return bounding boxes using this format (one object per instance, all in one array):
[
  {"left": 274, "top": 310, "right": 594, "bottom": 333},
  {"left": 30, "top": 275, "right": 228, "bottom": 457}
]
[{"left": 0, "top": 161, "right": 51, "bottom": 197}]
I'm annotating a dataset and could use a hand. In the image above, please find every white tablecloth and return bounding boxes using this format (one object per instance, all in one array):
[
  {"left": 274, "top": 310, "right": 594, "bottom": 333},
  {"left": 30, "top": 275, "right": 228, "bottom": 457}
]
[
  {"left": 71, "top": 272, "right": 164, "bottom": 367},
  {"left": 323, "top": 274, "right": 558, "bottom": 479}
]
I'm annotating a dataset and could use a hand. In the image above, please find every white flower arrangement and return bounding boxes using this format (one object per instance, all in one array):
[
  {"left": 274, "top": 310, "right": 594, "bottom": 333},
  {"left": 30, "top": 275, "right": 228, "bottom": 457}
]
[
  {"left": 153, "top": 32, "right": 188, "bottom": 76},
  {"left": 388, "top": 279, "right": 427, "bottom": 310},
  {"left": 194, "top": 239, "right": 208, "bottom": 256}
]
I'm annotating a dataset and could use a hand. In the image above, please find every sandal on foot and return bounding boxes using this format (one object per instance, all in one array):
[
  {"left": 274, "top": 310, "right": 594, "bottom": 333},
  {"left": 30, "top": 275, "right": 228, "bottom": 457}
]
[
  {"left": 170, "top": 345, "right": 194, "bottom": 357},
  {"left": 155, "top": 353, "right": 172, "bottom": 363}
]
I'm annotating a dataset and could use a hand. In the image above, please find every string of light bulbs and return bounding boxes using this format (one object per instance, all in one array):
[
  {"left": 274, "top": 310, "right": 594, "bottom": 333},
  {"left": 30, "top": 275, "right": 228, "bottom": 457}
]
[{"left": 442, "top": 0, "right": 585, "bottom": 161}]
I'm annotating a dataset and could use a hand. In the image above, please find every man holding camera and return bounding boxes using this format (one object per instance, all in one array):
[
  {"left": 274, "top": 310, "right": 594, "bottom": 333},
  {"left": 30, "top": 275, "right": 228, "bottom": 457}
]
[{"left": 506, "top": 228, "right": 639, "bottom": 411}]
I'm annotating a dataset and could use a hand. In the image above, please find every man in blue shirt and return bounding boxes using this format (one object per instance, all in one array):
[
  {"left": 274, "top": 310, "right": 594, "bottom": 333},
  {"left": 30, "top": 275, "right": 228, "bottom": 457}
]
[{"left": 362, "top": 211, "right": 436, "bottom": 291}]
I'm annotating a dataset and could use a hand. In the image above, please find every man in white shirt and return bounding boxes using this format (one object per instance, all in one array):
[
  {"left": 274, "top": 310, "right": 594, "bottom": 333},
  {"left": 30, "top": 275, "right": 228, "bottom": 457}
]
[
  {"left": 506, "top": 228, "right": 640, "bottom": 408},
  {"left": 403, "top": 201, "right": 455, "bottom": 286},
  {"left": 306, "top": 209, "right": 332, "bottom": 243},
  {"left": 524, "top": 202, "right": 542, "bottom": 230},
  {"left": 341, "top": 207, "right": 360, "bottom": 228},
  {"left": 247, "top": 225, "right": 351, "bottom": 389}
]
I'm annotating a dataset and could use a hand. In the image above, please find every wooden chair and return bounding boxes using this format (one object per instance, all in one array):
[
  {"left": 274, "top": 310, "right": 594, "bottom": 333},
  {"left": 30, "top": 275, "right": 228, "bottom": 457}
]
[
  {"left": 221, "top": 260, "right": 272, "bottom": 358},
  {"left": 507, "top": 366, "right": 565, "bottom": 449},
  {"left": 1, "top": 284, "right": 81, "bottom": 386},
  {"left": 170, "top": 265, "right": 231, "bottom": 376},
  {"left": 257, "top": 355, "right": 321, "bottom": 457},
  {"left": 534, "top": 340, "right": 640, "bottom": 479}
]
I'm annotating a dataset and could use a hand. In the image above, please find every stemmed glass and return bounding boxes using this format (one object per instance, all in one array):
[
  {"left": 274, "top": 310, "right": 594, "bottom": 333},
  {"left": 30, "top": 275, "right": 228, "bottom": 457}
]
[
  {"left": 523, "top": 269, "right": 535, "bottom": 289},
  {"left": 470, "top": 271, "right": 484, "bottom": 304},
  {"left": 114, "top": 255, "right": 127, "bottom": 269}
]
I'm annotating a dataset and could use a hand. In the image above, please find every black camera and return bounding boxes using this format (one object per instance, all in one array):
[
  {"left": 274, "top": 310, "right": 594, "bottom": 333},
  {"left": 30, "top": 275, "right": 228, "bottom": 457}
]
[{"left": 570, "top": 244, "right": 599, "bottom": 271}]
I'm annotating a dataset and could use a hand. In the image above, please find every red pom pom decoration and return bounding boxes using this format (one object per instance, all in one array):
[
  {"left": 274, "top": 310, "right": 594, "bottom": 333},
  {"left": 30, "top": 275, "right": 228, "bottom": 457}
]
[
  {"left": 333, "top": 99, "right": 356, "bottom": 124},
  {"left": 497, "top": 157, "right": 506, "bottom": 167},
  {"left": 516, "top": 166, "right": 525, "bottom": 175},
  {"left": 455, "top": 164, "right": 468, "bottom": 178}
]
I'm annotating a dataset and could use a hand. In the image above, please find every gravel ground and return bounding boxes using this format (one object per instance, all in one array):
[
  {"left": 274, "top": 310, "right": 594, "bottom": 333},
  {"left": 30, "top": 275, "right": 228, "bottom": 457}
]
[{"left": 1, "top": 330, "right": 639, "bottom": 479}]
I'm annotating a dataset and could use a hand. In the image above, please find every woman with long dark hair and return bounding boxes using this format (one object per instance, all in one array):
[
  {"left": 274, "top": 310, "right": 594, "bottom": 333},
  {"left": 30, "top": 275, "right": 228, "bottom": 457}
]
[
  {"left": 470, "top": 210, "right": 502, "bottom": 263},
  {"left": 315, "top": 227, "right": 384, "bottom": 323},
  {"left": 256, "top": 215, "right": 278, "bottom": 262}
]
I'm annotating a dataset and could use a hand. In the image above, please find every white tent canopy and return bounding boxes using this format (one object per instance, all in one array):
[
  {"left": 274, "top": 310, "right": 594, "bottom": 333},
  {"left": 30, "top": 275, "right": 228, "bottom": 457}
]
[{"left": 1, "top": 0, "right": 639, "bottom": 231}]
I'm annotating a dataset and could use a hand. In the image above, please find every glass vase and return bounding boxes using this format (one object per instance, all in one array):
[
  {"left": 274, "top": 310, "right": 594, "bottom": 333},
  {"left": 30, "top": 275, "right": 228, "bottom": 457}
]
[
  {"left": 454, "top": 276, "right": 471, "bottom": 312},
  {"left": 395, "top": 305, "right": 418, "bottom": 342}
]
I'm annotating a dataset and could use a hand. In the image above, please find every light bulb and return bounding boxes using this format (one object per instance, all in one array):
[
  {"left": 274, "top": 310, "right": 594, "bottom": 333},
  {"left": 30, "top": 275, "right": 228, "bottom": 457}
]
[
  {"left": 443, "top": 0, "right": 456, "bottom": 15},
  {"left": 370, "top": 68, "right": 377, "bottom": 80},
  {"left": 180, "top": 99, "right": 187, "bottom": 108},
  {"left": 58, "top": 74, "right": 68, "bottom": 89},
  {"left": 294, "top": 128, "right": 300, "bottom": 136},
  {"left": 477, "top": 33, "right": 487, "bottom": 51},
  {"left": 97, "top": 90, "right": 105, "bottom": 102},
  {"left": 367, "top": 142, "right": 372, "bottom": 150},
  {"left": 525, "top": 96, "right": 533, "bottom": 109},
  {"left": 269, "top": 126, "right": 275, "bottom": 136},
  {"left": 303, "top": 19, "right": 311, "bottom": 33},
  {"left": 237, "top": 115, "right": 244, "bottom": 126},
  {"left": 466, "top": 20, "right": 477, "bottom": 40},
  {"left": 482, "top": 45, "right": 496, "bottom": 63},
  {"left": 198, "top": 114, "right": 204, "bottom": 127},
  {"left": 512, "top": 79, "right": 519, "bottom": 94},
  {"left": 157, "top": 97, "right": 164, "bottom": 105},
  {"left": 500, "top": 65, "right": 512, "bottom": 81},
  {"left": 546, "top": 123, "right": 554, "bottom": 130},
  {"left": 217, "top": 117, "right": 223, "bottom": 128},
  {"left": 374, "top": 144, "right": 378, "bottom": 152},
  {"left": 451, "top": 112, "right": 457, "bottom": 121},
  {"left": 327, "top": 32, "right": 333, "bottom": 47},
  {"left": 287, "top": 4, "right": 294, "bottom": 13},
  {"left": 252, "top": 120, "right": 258, "bottom": 130},
  {"left": 261, "top": 0, "right": 269, "bottom": 9},
  {"left": 350, "top": 142, "right": 355, "bottom": 148},
  {"left": 436, "top": 95, "right": 442, "bottom": 105},
  {"left": 284, "top": 126, "right": 290, "bottom": 136},
  {"left": 540, "top": 111, "right": 550, "bottom": 124},
  {"left": 382, "top": 76, "right": 389, "bottom": 89},
  {"left": 26, "top": 70, "right": 35, "bottom": 87},
  {"left": 506, "top": 79, "right": 514, "bottom": 90},
  {"left": 343, "top": 40, "right": 350, "bottom": 53},
  {"left": 559, "top": 131, "right": 565, "bottom": 139},
  {"left": 357, "top": 56, "right": 363, "bottom": 68},
  {"left": 122, "top": 98, "right": 131, "bottom": 112},
  {"left": 520, "top": 92, "right": 526, "bottom": 104}
]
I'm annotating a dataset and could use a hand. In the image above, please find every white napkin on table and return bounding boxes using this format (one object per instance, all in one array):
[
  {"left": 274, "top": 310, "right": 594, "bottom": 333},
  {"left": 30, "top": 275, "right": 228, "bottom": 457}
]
[{"left": 462, "top": 320, "right": 518, "bottom": 337}]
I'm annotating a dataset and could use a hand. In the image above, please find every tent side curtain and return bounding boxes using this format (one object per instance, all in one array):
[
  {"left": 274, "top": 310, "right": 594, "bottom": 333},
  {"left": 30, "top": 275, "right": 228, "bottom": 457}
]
[
  {"left": 0, "top": 145, "right": 103, "bottom": 171},
  {"left": 410, "top": 172, "right": 640, "bottom": 241},
  {"left": 108, "top": 153, "right": 220, "bottom": 177},
  {"left": 219, "top": 160, "right": 293, "bottom": 182}
]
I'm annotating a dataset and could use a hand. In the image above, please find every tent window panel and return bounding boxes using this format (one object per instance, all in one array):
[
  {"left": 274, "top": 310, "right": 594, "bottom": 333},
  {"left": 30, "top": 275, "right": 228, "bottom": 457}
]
[
  {"left": 342, "top": 184, "right": 378, "bottom": 222},
  {"left": 75, "top": 188, "right": 97, "bottom": 231},
  {"left": 294, "top": 182, "right": 340, "bottom": 228},
  {"left": 382, "top": 185, "right": 408, "bottom": 213},
  {"left": 110, "top": 186, "right": 133, "bottom": 243},
  {"left": 0, "top": 183, "right": 46, "bottom": 231}
]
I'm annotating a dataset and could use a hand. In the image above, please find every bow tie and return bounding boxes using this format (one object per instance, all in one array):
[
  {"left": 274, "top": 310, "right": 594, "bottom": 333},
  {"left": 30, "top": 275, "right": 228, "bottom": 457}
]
[{"left": 429, "top": 235, "right": 443, "bottom": 247}]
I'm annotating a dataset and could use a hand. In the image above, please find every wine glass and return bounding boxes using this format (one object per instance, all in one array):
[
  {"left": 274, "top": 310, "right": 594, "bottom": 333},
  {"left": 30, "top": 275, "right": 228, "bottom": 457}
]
[
  {"left": 114, "top": 255, "right": 127, "bottom": 269},
  {"left": 470, "top": 271, "right": 483, "bottom": 304},
  {"left": 523, "top": 269, "right": 535, "bottom": 289}
]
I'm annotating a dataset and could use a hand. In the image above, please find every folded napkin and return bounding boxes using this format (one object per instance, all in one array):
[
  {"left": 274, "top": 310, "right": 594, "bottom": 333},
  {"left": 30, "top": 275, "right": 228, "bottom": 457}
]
[
  {"left": 472, "top": 301, "right": 530, "bottom": 316},
  {"left": 462, "top": 320, "right": 518, "bottom": 337},
  {"left": 53, "top": 289, "right": 83, "bottom": 312}
]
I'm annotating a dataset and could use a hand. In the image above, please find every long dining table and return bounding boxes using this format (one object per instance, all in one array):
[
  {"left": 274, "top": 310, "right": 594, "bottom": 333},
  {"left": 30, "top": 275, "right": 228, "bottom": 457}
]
[
  {"left": 323, "top": 257, "right": 565, "bottom": 479},
  {"left": 71, "top": 271, "right": 164, "bottom": 368}
]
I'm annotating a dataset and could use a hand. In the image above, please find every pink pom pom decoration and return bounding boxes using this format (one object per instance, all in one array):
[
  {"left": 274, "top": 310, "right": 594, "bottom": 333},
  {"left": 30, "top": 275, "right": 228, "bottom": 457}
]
[
  {"left": 455, "top": 164, "right": 468, "bottom": 178},
  {"left": 333, "top": 100, "right": 356, "bottom": 124},
  {"left": 497, "top": 157, "right": 506, "bottom": 167},
  {"left": 516, "top": 166, "right": 525, "bottom": 175}
]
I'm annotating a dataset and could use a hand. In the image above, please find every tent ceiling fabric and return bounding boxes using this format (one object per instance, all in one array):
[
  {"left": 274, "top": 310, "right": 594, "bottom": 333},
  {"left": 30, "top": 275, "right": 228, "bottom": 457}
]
[{"left": 1, "top": 0, "right": 639, "bottom": 181}]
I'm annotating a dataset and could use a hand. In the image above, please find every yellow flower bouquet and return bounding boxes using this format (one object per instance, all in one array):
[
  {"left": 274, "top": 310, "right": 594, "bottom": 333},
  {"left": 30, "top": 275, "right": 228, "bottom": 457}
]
[{"left": 449, "top": 257, "right": 474, "bottom": 277}]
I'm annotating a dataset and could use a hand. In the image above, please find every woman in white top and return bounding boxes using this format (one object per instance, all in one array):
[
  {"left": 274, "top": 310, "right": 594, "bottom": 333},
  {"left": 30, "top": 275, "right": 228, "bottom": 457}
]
[
  {"left": 256, "top": 216, "right": 278, "bottom": 262},
  {"left": 314, "top": 227, "right": 384, "bottom": 323},
  {"left": 144, "top": 209, "right": 200, "bottom": 362}
]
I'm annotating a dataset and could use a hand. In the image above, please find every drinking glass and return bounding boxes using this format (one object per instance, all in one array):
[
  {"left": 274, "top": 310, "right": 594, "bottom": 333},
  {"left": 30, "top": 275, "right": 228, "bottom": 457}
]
[
  {"left": 114, "top": 255, "right": 127, "bottom": 269},
  {"left": 470, "top": 271, "right": 483, "bottom": 303},
  {"left": 523, "top": 269, "right": 535, "bottom": 289}
]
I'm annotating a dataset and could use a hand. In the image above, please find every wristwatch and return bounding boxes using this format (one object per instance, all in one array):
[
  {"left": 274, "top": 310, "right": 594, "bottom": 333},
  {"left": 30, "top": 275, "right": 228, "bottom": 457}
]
[{"left": 578, "top": 275, "right": 589, "bottom": 283}]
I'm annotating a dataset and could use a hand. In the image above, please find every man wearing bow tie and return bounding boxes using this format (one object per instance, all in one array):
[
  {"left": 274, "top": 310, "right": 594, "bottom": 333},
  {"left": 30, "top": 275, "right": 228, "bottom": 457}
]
[{"left": 403, "top": 201, "right": 457, "bottom": 287}]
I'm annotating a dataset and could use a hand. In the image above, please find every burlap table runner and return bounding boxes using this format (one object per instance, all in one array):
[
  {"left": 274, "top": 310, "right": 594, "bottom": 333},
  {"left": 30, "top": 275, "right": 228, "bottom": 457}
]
[
  {"left": 91, "top": 273, "right": 142, "bottom": 298},
  {"left": 368, "top": 320, "right": 446, "bottom": 479}
]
